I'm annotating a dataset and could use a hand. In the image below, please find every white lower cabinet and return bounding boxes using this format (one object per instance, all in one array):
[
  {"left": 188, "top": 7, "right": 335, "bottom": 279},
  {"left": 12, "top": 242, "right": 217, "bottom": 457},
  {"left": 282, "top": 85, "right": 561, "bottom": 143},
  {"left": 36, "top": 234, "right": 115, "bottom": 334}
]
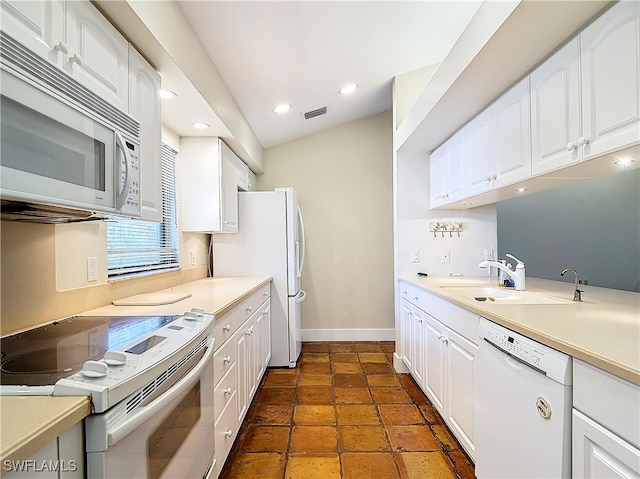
[
  {"left": 572, "top": 359, "right": 640, "bottom": 478},
  {"left": 398, "top": 280, "right": 478, "bottom": 460},
  {"left": 212, "top": 283, "right": 271, "bottom": 478},
  {"left": 4, "top": 422, "right": 84, "bottom": 479}
]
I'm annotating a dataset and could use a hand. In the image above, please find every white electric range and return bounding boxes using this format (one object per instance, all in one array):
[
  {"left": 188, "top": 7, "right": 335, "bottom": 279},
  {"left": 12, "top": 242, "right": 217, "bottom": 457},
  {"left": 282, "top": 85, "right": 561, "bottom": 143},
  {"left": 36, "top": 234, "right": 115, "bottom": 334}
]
[{"left": 1, "top": 309, "right": 217, "bottom": 479}]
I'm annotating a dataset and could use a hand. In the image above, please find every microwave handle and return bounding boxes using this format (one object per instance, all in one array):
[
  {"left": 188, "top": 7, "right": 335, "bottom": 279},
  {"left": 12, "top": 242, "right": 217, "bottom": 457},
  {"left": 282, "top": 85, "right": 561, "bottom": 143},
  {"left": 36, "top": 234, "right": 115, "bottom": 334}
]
[
  {"left": 115, "top": 131, "right": 133, "bottom": 211},
  {"left": 107, "top": 339, "right": 214, "bottom": 446}
]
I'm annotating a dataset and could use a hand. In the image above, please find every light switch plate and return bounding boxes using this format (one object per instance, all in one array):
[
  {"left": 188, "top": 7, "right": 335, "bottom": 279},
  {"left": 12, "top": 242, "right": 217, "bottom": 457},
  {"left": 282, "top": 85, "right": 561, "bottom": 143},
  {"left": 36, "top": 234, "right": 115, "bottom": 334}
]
[
  {"left": 87, "top": 256, "right": 98, "bottom": 282},
  {"left": 410, "top": 250, "right": 419, "bottom": 263},
  {"left": 441, "top": 250, "right": 450, "bottom": 263}
]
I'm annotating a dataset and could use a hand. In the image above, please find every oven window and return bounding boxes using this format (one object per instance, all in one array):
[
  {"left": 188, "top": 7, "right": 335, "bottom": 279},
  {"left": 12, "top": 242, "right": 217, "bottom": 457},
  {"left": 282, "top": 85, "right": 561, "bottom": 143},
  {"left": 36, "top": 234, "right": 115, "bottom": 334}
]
[
  {"left": 147, "top": 381, "right": 202, "bottom": 479},
  {"left": 0, "top": 95, "right": 106, "bottom": 191}
]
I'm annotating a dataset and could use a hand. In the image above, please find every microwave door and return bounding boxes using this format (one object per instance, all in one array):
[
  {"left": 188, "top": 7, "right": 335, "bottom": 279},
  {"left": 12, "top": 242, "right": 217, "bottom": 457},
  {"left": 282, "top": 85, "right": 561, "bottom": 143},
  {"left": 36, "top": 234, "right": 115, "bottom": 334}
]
[{"left": 0, "top": 68, "right": 115, "bottom": 211}]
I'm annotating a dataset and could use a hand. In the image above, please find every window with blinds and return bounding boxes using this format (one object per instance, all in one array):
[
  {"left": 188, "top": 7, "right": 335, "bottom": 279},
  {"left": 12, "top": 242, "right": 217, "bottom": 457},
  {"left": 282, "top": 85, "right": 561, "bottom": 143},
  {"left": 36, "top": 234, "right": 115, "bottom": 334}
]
[{"left": 107, "top": 143, "right": 179, "bottom": 279}]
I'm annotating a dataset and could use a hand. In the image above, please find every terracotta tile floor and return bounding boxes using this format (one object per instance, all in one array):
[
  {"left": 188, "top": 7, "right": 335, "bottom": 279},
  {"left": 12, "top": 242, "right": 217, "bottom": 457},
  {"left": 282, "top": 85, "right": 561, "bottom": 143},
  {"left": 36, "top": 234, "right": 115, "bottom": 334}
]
[{"left": 219, "top": 341, "right": 476, "bottom": 479}]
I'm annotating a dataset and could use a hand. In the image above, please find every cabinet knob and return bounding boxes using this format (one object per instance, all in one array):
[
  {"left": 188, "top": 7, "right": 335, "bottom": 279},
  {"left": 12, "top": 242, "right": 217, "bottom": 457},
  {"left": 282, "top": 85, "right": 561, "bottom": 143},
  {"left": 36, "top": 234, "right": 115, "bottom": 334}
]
[
  {"left": 52, "top": 41, "right": 68, "bottom": 55},
  {"left": 246, "top": 306, "right": 252, "bottom": 313},
  {"left": 485, "top": 176, "right": 492, "bottom": 182},
  {"left": 577, "top": 136, "right": 590, "bottom": 147},
  {"left": 223, "top": 324, "right": 231, "bottom": 332},
  {"left": 492, "top": 174, "right": 497, "bottom": 181},
  {"left": 413, "top": 296, "right": 419, "bottom": 302},
  {"left": 223, "top": 220, "right": 228, "bottom": 224},
  {"left": 566, "top": 142, "right": 577, "bottom": 152},
  {"left": 223, "top": 355, "right": 231, "bottom": 363},
  {"left": 69, "top": 53, "right": 83, "bottom": 66},
  {"left": 223, "top": 387, "right": 232, "bottom": 395},
  {"left": 224, "top": 429, "right": 233, "bottom": 437}
]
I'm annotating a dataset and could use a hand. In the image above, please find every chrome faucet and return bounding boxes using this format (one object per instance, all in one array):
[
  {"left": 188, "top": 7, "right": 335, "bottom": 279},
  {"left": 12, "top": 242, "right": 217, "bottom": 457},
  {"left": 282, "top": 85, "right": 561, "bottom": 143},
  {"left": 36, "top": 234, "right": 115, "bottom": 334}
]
[
  {"left": 479, "top": 253, "right": 526, "bottom": 291},
  {"left": 560, "top": 268, "right": 583, "bottom": 302}
]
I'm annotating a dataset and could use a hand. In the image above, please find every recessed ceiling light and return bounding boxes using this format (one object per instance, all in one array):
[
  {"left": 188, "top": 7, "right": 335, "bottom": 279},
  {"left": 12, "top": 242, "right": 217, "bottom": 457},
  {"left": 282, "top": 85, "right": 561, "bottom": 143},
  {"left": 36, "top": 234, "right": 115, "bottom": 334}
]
[
  {"left": 273, "top": 103, "right": 291, "bottom": 114},
  {"left": 614, "top": 157, "right": 636, "bottom": 167},
  {"left": 339, "top": 83, "right": 358, "bottom": 95},
  {"left": 192, "top": 122, "right": 210, "bottom": 129},
  {"left": 463, "top": 202, "right": 473, "bottom": 207},
  {"left": 515, "top": 187, "right": 528, "bottom": 193},
  {"left": 159, "top": 90, "right": 177, "bottom": 99}
]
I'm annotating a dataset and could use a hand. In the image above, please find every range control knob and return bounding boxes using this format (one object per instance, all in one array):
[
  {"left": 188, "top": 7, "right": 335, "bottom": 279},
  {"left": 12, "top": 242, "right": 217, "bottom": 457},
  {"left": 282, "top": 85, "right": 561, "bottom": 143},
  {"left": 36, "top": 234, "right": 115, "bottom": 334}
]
[
  {"left": 104, "top": 351, "right": 127, "bottom": 366},
  {"left": 81, "top": 360, "right": 108, "bottom": 378}
]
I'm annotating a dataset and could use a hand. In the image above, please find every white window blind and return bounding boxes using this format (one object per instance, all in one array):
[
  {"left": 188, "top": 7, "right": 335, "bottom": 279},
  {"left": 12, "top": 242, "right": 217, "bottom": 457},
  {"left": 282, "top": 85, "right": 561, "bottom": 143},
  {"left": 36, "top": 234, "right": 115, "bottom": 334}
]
[{"left": 107, "top": 143, "right": 179, "bottom": 278}]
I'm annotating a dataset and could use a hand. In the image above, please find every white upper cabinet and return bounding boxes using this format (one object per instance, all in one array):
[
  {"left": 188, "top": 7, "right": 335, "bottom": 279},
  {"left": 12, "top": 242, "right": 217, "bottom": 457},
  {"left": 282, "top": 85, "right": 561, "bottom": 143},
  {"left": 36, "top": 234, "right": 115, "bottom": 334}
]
[
  {"left": 65, "top": 1, "right": 129, "bottom": 112},
  {"left": 532, "top": 1, "right": 640, "bottom": 175},
  {"left": 181, "top": 138, "right": 239, "bottom": 234},
  {"left": 531, "top": 38, "right": 581, "bottom": 175},
  {"left": 462, "top": 109, "right": 493, "bottom": 198},
  {"left": 491, "top": 77, "right": 532, "bottom": 188},
  {"left": 580, "top": 0, "right": 640, "bottom": 161},
  {"left": 429, "top": 131, "right": 464, "bottom": 208},
  {"left": 128, "top": 45, "right": 162, "bottom": 223},
  {"left": 0, "top": 0, "right": 65, "bottom": 63}
]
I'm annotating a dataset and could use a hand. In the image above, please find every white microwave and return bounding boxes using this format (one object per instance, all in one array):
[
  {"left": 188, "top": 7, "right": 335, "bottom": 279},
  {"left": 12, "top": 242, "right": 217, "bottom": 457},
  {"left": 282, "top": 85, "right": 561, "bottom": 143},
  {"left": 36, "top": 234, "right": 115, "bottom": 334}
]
[{"left": 0, "top": 32, "right": 141, "bottom": 221}]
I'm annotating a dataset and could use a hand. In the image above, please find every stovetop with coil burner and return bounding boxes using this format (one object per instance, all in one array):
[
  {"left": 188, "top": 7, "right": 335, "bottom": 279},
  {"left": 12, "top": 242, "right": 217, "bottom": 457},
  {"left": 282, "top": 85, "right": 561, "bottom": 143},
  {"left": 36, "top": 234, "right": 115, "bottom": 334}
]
[{"left": 0, "top": 315, "right": 181, "bottom": 387}]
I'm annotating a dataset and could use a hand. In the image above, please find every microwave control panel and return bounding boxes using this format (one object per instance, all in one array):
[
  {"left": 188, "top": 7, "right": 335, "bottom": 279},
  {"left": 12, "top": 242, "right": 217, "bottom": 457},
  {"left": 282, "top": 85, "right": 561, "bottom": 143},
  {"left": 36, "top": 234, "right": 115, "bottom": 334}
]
[{"left": 119, "top": 140, "right": 140, "bottom": 216}]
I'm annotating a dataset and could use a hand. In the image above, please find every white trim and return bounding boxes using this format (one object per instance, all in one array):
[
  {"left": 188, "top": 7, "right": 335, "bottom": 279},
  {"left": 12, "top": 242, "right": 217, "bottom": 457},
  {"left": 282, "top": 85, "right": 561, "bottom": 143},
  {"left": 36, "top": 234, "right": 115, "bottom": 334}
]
[
  {"left": 393, "top": 353, "right": 411, "bottom": 374},
  {"left": 301, "top": 328, "right": 395, "bottom": 342}
]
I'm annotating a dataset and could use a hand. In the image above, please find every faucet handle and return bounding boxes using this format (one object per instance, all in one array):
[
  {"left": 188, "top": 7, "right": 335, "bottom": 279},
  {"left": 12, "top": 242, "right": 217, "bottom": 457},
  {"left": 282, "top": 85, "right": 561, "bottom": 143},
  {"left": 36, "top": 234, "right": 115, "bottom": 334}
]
[{"left": 505, "top": 253, "right": 524, "bottom": 265}]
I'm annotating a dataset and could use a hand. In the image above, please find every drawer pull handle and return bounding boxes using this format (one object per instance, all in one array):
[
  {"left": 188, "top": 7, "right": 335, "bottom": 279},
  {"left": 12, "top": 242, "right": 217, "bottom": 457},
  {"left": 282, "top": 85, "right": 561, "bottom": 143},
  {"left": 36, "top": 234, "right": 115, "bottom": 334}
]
[
  {"left": 223, "top": 387, "right": 232, "bottom": 395},
  {"left": 223, "top": 356, "right": 231, "bottom": 363},
  {"left": 224, "top": 429, "right": 233, "bottom": 437},
  {"left": 223, "top": 324, "right": 231, "bottom": 332}
]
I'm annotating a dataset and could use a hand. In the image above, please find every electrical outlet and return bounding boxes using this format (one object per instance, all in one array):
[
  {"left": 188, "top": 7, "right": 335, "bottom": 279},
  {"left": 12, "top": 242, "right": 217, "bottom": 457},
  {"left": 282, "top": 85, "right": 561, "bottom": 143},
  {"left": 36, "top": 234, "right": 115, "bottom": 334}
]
[
  {"left": 441, "top": 250, "right": 450, "bottom": 263},
  {"left": 410, "top": 250, "right": 419, "bottom": 263},
  {"left": 87, "top": 256, "right": 97, "bottom": 282},
  {"left": 484, "top": 249, "right": 494, "bottom": 261},
  {"left": 190, "top": 251, "right": 196, "bottom": 266}
]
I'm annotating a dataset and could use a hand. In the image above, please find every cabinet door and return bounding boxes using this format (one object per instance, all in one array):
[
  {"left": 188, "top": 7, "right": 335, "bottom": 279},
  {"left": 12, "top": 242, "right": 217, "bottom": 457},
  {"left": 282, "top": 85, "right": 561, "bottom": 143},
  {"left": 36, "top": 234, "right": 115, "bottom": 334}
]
[
  {"left": 463, "top": 109, "right": 494, "bottom": 198},
  {"left": 400, "top": 300, "right": 413, "bottom": 371},
  {"left": 492, "top": 77, "right": 532, "bottom": 188},
  {"left": 128, "top": 45, "right": 162, "bottom": 222},
  {"left": 247, "top": 169, "right": 257, "bottom": 191},
  {"left": 429, "top": 147, "right": 447, "bottom": 208},
  {"left": 220, "top": 142, "right": 239, "bottom": 233},
  {"left": 235, "top": 322, "right": 249, "bottom": 425},
  {"left": 581, "top": 1, "right": 640, "bottom": 161},
  {"left": 445, "top": 327, "right": 478, "bottom": 460},
  {"left": 411, "top": 306, "right": 426, "bottom": 387},
  {"left": 424, "top": 313, "right": 446, "bottom": 416},
  {"left": 444, "top": 133, "right": 465, "bottom": 204},
  {"left": 0, "top": 0, "right": 65, "bottom": 65},
  {"left": 257, "top": 303, "right": 271, "bottom": 379},
  {"left": 65, "top": 1, "right": 129, "bottom": 112},
  {"left": 531, "top": 37, "right": 581, "bottom": 175},
  {"left": 572, "top": 409, "right": 640, "bottom": 478}
]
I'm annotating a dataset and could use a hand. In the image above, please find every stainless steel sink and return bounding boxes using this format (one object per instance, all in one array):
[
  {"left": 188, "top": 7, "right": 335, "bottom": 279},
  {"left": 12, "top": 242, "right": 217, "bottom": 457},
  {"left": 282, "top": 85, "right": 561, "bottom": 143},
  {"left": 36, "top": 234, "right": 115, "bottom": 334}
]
[{"left": 440, "top": 285, "right": 570, "bottom": 305}]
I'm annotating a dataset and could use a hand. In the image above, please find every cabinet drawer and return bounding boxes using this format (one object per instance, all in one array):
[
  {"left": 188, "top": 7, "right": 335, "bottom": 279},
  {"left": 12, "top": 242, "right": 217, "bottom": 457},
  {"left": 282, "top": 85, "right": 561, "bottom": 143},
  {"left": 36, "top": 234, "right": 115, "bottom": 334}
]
[
  {"left": 399, "top": 281, "right": 422, "bottom": 307},
  {"left": 242, "top": 284, "right": 270, "bottom": 321},
  {"left": 214, "top": 363, "right": 237, "bottom": 422},
  {"left": 213, "top": 338, "right": 236, "bottom": 383},
  {"left": 573, "top": 359, "right": 640, "bottom": 449},
  {"left": 213, "top": 284, "right": 270, "bottom": 345},
  {"left": 215, "top": 395, "right": 238, "bottom": 467}
]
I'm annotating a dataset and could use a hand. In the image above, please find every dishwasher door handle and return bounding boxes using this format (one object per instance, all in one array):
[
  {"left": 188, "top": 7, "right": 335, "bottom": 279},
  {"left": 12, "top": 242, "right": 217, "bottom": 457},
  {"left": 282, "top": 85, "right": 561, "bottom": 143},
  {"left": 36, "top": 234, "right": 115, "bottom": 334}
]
[{"left": 483, "top": 338, "right": 547, "bottom": 377}]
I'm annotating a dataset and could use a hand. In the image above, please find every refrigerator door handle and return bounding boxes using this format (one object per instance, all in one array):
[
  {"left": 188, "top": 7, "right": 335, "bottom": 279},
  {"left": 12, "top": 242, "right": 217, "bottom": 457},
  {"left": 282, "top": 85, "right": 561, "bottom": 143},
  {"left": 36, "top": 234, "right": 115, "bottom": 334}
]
[
  {"left": 295, "top": 290, "right": 307, "bottom": 303},
  {"left": 297, "top": 205, "right": 306, "bottom": 277}
]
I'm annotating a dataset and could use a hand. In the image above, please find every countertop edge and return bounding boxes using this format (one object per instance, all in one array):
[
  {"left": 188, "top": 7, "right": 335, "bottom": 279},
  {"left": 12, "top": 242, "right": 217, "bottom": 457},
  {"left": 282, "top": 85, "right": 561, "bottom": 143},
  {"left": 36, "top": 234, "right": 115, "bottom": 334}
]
[
  {"left": 399, "top": 275, "right": 640, "bottom": 386},
  {"left": 0, "top": 396, "right": 91, "bottom": 472}
]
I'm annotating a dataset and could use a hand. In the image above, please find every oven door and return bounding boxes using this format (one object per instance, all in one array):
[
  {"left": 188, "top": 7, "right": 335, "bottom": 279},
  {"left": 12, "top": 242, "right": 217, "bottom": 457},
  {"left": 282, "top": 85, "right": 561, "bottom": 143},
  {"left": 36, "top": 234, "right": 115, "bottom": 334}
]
[{"left": 85, "top": 345, "right": 215, "bottom": 479}]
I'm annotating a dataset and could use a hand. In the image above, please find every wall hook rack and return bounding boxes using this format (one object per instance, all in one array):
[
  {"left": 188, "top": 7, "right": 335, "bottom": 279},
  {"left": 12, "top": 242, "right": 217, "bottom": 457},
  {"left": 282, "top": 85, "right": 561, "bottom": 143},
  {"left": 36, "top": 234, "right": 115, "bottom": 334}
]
[{"left": 430, "top": 222, "right": 463, "bottom": 238}]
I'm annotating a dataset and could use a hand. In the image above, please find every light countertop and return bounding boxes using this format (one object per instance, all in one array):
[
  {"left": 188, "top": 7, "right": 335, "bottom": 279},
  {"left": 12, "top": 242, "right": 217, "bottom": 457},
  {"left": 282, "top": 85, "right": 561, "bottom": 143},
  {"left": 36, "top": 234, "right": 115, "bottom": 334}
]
[
  {"left": 399, "top": 274, "right": 640, "bottom": 385},
  {"left": 0, "top": 396, "right": 91, "bottom": 474},
  {"left": 0, "top": 276, "right": 271, "bottom": 467}
]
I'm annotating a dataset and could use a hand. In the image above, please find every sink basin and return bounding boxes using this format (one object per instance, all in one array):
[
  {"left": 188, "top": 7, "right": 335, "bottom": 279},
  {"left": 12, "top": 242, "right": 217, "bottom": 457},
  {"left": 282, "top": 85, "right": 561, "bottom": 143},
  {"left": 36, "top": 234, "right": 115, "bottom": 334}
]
[{"left": 440, "top": 285, "right": 570, "bottom": 305}]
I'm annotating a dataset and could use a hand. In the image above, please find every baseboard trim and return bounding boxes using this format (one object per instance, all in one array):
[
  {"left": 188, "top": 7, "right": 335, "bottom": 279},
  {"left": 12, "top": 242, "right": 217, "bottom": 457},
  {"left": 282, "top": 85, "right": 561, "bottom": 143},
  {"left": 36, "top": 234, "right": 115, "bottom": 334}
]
[{"left": 301, "top": 328, "right": 395, "bottom": 342}]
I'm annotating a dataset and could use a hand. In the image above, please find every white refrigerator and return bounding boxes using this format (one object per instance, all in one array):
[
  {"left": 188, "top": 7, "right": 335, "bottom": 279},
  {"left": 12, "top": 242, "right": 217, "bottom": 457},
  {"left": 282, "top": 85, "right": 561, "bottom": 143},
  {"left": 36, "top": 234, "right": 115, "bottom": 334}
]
[{"left": 213, "top": 187, "right": 306, "bottom": 367}]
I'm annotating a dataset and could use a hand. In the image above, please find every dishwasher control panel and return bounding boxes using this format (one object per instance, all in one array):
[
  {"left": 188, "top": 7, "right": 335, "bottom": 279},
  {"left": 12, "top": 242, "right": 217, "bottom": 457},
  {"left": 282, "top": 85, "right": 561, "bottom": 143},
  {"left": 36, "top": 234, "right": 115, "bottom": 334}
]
[{"left": 479, "top": 318, "right": 572, "bottom": 384}]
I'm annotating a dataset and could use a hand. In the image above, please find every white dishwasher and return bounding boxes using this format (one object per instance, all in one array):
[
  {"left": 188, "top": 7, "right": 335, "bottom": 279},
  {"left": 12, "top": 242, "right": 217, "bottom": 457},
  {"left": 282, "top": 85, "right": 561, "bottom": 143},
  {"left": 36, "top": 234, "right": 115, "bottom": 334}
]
[{"left": 475, "top": 317, "right": 572, "bottom": 479}]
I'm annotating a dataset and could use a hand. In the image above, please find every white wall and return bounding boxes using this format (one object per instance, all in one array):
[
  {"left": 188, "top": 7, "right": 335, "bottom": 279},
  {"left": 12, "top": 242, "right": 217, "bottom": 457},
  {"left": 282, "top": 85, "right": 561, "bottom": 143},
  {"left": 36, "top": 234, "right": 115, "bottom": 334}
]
[{"left": 258, "top": 111, "right": 394, "bottom": 340}]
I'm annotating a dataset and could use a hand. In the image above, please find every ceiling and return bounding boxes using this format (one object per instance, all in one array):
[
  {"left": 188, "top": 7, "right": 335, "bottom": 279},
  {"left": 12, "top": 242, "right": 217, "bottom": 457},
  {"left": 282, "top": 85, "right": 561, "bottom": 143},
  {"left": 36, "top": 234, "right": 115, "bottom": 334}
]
[{"left": 176, "top": 1, "right": 482, "bottom": 149}]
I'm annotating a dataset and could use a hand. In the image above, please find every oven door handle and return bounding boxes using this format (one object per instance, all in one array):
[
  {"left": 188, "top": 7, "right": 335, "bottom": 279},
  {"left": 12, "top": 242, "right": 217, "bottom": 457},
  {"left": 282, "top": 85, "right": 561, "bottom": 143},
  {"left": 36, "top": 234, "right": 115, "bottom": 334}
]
[{"left": 108, "top": 341, "right": 214, "bottom": 446}]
